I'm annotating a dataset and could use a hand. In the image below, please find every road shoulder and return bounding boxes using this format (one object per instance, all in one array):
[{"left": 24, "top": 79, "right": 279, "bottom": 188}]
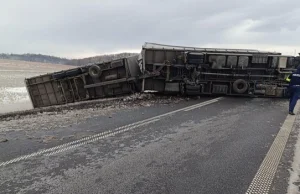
[{"left": 270, "top": 112, "right": 300, "bottom": 194}]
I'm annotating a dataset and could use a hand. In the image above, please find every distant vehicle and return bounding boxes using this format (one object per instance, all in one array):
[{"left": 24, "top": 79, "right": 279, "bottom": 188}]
[{"left": 25, "top": 42, "right": 298, "bottom": 108}]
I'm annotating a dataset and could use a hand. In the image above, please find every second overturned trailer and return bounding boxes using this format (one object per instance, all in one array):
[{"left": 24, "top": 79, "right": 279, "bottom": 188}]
[
  {"left": 139, "top": 43, "right": 294, "bottom": 97},
  {"left": 25, "top": 42, "right": 298, "bottom": 108}
]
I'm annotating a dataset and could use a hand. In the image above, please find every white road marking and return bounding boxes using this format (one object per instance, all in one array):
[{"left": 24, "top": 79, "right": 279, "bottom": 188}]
[
  {"left": 245, "top": 102, "right": 300, "bottom": 194},
  {"left": 136, "top": 97, "right": 223, "bottom": 121},
  {"left": 184, "top": 99, "right": 219, "bottom": 111},
  {"left": 0, "top": 119, "right": 160, "bottom": 166},
  {"left": 0, "top": 98, "right": 222, "bottom": 167}
]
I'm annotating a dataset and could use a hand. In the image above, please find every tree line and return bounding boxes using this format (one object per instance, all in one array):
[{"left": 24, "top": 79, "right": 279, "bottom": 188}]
[{"left": 0, "top": 53, "right": 138, "bottom": 66}]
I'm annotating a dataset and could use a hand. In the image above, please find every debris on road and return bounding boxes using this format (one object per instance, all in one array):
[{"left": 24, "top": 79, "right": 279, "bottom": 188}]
[
  {"left": 60, "top": 135, "right": 75, "bottom": 141},
  {"left": 0, "top": 94, "right": 184, "bottom": 134},
  {"left": 122, "top": 93, "right": 155, "bottom": 102},
  {"left": 0, "top": 138, "right": 8, "bottom": 143},
  {"left": 42, "top": 135, "right": 57, "bottom": 144}
]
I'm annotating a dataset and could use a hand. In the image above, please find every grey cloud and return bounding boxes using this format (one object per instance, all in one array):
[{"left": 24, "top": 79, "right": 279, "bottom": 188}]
[{"left": 0, "top": 0, "right": 300, "bottom": 57}]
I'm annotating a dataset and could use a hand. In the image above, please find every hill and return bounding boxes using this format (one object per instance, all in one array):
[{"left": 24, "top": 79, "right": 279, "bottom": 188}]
[
  {"left": 0, "top": 52, "right": 138, "bottom": 66},
  {"left": 67, "top": 53, "right": 138, "bottom": 66}
]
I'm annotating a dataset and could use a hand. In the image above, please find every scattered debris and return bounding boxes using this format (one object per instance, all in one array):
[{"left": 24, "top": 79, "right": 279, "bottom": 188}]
[
  {"left": 0, "top": 138, "right": 8, "bottom": 143},
  {"left": 122, "top": 93, "right": 154, "bottom": 102},
  {"left": 42, "top": 135, "right": 57, "bottom": 143},
  {"left": 0, "top": 94, "right": 185, "bottom": 133},
  {"left": 60, "top": 135, "right": 75, "bottom": 141},
  {"left": 119, "top": 144, "right": 125, "bottom": 148}
]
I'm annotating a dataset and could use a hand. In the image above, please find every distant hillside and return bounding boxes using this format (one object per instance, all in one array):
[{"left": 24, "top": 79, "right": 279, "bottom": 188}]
[
  {"left": 0, "top": 53, "right": 138, "bottom": 66},
  {"left": 66, "top": 53, "right": 138, "bottom": 66}
]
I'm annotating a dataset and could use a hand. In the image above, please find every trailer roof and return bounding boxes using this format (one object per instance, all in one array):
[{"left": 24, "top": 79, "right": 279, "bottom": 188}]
[{"left": 142, "top": 42, "right": 282, "bottom": 55}]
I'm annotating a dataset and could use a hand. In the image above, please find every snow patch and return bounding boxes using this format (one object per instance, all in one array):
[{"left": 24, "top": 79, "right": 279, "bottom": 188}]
[
  {"left": 0, "top": 87, "right": 29, "bottom": 101},
  {"left": 4, "top": 87, "right": 28, "bottom": 94},
  {"left": 0, "top": 87, "right": 31, "bottom": 113}
]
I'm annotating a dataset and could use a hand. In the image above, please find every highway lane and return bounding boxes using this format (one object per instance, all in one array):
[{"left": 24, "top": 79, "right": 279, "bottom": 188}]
[
  {"left": 0, "top": 97, "right": 216, "bottom": 162},
  {"left": 0, "top": 97, "right": 293, "bottom": 194}
]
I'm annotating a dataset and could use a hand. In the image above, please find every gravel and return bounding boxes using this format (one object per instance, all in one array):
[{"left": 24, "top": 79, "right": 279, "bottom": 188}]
[{"left": 0, "top": 138, "right": 8, "bottom": 143}]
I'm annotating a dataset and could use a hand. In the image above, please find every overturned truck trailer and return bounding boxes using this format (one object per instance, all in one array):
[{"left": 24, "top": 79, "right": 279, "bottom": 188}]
[
  {"left": 25, "top": 55, "right": 142, "bottom": 108},
  {"left": 139, "top": 43, "right": 295, "bottom": 97},
  {"left": 25, "top": 42, "right": 297, "bottom": 108}
]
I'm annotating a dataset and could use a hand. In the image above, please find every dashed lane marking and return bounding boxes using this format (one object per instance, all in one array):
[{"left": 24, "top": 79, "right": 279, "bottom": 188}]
[
  {"left": 0, "top": 119, "right": 160, "bottom": 167},
  {"left": 245, "top": 103, "right": 300, "bottom": 194},
  {"left": 0, "top": 97, "right": 222, "bottom": 167},
  {"left": 44, "top": 118, "right": 160, "bottom": 156},
  {"left": 184, "top": 99, "right": 219, "bottom": 111}
]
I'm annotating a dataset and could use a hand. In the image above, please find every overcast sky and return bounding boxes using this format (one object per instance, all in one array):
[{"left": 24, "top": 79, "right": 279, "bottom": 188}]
[{"left": 1, "top": 0, "right": 300, "bottom": 58}]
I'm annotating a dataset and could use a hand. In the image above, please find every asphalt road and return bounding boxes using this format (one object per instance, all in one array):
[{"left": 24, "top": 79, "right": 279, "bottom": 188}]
[{"left": 0, "top": 97, "right": 294, "bottom": 194}]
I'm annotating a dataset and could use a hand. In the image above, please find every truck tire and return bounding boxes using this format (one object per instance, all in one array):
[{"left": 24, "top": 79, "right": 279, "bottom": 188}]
[
  {"left": 52, "top": 71, "right": 66, "bottom": 79},
  {"left": 88, "top": 65, "right": 102, "bottom": 78},
  {"left": 66, "top": 68, "right": 82, "bottom": 77},
  {"left": 233, "top": 79, "right": 248, "bottom": 94}
]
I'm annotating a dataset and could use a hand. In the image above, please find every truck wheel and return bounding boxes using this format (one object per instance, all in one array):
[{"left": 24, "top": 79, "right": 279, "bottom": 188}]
[
  {"left": 66, "top": 68, "right": 82, "bottom": 77},
  {"left": 88, "top": 65, "right": 102, "bottom": 78},
  {"left": 233, "top": 79, "right": 248, "bottom": 94},
  {"left": 52, "top": 71, "right": 66, "bottom": 79}
]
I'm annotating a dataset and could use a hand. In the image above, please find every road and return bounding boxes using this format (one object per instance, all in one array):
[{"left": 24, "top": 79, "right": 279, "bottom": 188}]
[{"left": 0, "top": 96, "right": 298, "bottom": 194}]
